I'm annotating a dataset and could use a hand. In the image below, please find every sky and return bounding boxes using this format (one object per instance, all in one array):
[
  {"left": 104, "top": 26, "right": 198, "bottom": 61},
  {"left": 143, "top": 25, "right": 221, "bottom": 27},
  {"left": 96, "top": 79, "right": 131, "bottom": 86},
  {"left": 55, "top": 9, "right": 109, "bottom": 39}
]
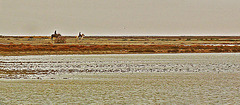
[{"left": 0, "top": 0, "right": 240, "bottom": 36}]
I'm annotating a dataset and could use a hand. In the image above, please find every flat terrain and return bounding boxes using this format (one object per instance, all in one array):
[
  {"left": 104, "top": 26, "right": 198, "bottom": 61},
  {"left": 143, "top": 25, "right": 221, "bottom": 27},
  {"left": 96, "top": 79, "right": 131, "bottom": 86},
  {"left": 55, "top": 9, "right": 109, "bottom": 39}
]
[
  {"left": 1, "top": 73, "right": 240, "bottom": 104},
  {"left": 1, "top": 36, "right": 240, "bottom": 55},
  {"left": 1, "top": 36, "right": 240, "bottom": 45}
]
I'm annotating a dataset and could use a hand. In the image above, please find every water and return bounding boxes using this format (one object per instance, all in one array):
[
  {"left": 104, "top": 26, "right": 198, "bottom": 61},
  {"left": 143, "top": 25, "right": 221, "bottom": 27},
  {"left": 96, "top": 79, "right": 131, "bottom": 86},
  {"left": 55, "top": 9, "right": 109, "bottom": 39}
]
[
  {"left": 1, "top": 53, "right": 240, "bottom": 74},
  {"left": 1, "top": 53, "right": 240, "bottom": 104}
]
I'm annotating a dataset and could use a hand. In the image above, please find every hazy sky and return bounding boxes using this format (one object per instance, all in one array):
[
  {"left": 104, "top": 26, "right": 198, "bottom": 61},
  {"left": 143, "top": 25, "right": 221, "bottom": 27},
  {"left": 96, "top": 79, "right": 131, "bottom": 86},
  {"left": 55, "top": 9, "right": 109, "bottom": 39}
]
[{"left": 0, "top": 0, "right": 240, "bottom": 36}]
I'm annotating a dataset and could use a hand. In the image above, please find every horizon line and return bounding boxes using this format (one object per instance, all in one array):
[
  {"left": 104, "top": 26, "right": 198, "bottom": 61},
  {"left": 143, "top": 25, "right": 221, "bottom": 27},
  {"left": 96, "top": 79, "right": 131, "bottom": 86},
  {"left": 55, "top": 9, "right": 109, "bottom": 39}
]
[{"left": 1, "top": 34, "right": 240, "bottom": 36}]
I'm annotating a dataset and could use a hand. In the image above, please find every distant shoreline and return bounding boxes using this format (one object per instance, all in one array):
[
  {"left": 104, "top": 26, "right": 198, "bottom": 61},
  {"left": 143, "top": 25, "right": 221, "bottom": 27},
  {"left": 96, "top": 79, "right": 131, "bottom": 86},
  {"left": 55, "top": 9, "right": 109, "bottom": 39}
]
[{"left": 1, "top": 35, "right": 240, "bottom": 37}]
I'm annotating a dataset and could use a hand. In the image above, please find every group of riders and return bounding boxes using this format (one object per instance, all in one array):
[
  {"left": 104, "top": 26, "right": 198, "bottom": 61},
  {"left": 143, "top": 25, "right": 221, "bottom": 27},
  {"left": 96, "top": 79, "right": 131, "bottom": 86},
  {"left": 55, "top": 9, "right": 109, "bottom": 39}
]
[{"left": 51, "top": 30, "right": 85, "bottom": 40}]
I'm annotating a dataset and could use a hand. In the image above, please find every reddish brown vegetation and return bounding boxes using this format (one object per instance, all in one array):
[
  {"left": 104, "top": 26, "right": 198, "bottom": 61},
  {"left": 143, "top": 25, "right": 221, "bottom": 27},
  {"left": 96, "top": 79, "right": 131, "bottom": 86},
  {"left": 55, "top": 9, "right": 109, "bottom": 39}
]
[
  {"left": 54, "top": 37, "right": 66, "bottom": 43},
  {"left": 1, "top": 44, "right": 240, "bottom": 55}
]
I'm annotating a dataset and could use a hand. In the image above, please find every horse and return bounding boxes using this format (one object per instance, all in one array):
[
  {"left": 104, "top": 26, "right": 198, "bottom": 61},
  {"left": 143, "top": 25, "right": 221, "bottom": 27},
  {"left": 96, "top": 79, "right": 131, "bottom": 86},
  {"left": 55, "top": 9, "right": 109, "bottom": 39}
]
[
  {"left": 77, "top": 32, "right": 85, "bottom": 40},
  {"left": 51, "top": 30, "right": 61, "bottom": 40}
]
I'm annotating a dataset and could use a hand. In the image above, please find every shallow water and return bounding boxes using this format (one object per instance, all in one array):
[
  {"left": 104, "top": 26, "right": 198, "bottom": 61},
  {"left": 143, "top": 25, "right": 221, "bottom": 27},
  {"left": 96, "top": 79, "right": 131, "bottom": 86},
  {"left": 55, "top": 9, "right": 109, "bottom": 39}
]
[
  {"left": 1, "top": 53, "right": 240, "bottom": 104},
  {"left": 1, "top": 53, "right": 240, "bottom": 75},
  {"left": 1, "top": 73, "right": 240, "bottom": 104}
]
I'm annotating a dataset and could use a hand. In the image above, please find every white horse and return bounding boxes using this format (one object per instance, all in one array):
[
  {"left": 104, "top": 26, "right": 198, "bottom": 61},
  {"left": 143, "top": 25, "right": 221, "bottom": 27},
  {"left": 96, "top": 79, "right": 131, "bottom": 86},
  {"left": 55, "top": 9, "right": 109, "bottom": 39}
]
[{"left": 77, "top": 32, "right": 85, "bottom": 40}]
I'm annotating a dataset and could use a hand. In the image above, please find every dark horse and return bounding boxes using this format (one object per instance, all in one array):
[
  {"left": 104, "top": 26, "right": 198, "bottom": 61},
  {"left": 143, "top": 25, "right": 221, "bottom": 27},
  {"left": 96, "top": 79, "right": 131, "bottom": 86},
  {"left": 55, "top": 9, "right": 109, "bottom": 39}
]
[{"left": 51, "top": 30, "right": 61, "bottom": 40}]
